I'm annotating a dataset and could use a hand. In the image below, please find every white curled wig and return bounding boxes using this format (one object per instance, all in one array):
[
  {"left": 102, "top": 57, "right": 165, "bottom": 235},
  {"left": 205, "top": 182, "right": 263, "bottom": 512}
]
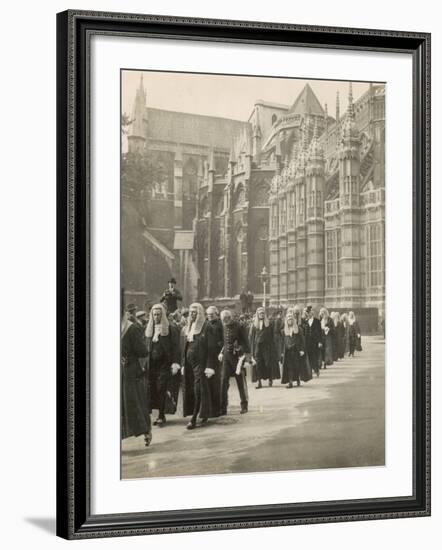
[
  {"left": 331, "top": 311, "right": 340, "bottom": 326},
  {"left": 145, "top": 303, "right": 169, "bottom": 338},
  {"left": 185, "top": 302, "right": 206, "bottom": 337},
  {"left": 348, "top": 311, "right": 356, "bottom": 325},
  {"left": 253, "top": 306, "right": 269, "bottom": 329},
  {"left": 319, "top": 307, "right": 330, "bottom": 329},
  {"left": 284, "top": 311, "right": 299, "bottom": 335}
]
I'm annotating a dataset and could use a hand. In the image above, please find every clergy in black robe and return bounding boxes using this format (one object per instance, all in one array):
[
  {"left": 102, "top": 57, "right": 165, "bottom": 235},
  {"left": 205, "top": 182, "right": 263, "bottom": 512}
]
[
  {"left": 304, "top": 306, "right": 323, "bottom": 377},
  {"left": 250, "top": 307, "right": 280, "bottom": 388},
  {"left": 219, "top": 309, "right": 250, "bottom": 415},
  {"left": 281, "top": 312, "right": 310, "bottom": 387},
  {"left": 319, "top": 308, "right": 335, "bottom": 367},
  {"left": 145, "top": 303, "right": 181, "bottom": 426},
  {"left": 181, "top": 303, "right": 219, "bottom": 429},
  {"left": 121, "top": 316, "right": 152, "bottom": 446}
]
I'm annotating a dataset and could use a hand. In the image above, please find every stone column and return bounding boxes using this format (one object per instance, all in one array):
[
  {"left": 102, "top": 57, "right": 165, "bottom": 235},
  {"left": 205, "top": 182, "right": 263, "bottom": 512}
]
[{"left": 173, "top": 147, "right": 183, "bottom": 229}]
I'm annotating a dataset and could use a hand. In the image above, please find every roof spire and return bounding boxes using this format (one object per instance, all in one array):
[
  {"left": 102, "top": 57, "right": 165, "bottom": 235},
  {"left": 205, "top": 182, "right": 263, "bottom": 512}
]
[
  {"left": 336, "top": 91, "right": 340, "bottom": 121},
  {"left": 302, "top": 119, "right": 308, "bottom": 151},
  {"left": 348, "top": 81, "right": 354, "bottom": 120}
]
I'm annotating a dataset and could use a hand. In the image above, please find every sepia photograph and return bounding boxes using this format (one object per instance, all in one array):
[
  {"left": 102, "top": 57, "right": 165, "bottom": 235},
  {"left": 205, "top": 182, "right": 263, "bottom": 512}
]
[{"left": 120, "top": 69, "right": 386, "bottom": 480}]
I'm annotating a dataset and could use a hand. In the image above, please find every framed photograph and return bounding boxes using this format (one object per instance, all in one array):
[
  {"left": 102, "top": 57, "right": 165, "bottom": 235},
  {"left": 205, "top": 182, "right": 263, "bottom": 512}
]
[{"left": 56, "top": 10, "right": 431, "bottom": 539}]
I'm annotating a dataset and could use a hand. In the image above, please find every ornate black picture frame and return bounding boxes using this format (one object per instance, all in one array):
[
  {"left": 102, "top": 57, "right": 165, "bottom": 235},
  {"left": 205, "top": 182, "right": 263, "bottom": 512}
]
[{"left": 56, "top": 9, "right": 430, "bottom": 539}]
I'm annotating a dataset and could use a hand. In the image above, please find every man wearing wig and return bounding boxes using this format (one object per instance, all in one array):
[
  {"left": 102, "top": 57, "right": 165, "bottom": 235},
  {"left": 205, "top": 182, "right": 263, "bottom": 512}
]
[
  {"left": 219, "top": 309, "right": 250, "bottom": 415},
  {"left": 145, "top": 303, "right": 181, "bottom": 427},
  {"left": 249, "top": 307, "right": 280, "bottom": 389},
  {"left": 281, "top": 311, "right": 311, "bottom": 388},
  {"left": 181, "top": 303, "right": 219, "bottom": 429},
  {"left": 319, "top": 307, "right": 335, "bottom": 368}
]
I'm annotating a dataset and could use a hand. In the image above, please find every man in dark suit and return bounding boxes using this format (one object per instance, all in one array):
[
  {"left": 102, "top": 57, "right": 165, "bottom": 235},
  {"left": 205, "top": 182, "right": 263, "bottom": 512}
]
[
  {"left": 219, "top": 309, "right": 251, "bottom": 415},
  {"left": 303, "top": 305, "right": 323, "bottom": 377},
  {"left": 160, "top": 277, "right": 183, "bottom": 313}
]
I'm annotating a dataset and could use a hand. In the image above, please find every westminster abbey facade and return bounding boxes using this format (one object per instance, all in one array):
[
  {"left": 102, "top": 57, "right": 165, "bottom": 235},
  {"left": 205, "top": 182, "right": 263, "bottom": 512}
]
[{"left": 125, "top": 76, "right": 385, "bottom": 330}]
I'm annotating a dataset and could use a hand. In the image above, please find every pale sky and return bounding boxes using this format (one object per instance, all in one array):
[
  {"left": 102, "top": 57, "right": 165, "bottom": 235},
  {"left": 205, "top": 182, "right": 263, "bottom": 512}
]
[{"left": 122, "top": 69, "right": 382, "bottom": 122}]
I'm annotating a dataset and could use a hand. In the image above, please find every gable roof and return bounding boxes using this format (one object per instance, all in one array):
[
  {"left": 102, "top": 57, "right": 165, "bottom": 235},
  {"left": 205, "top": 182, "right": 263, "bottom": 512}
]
[
  {"left": 146, "top": 108, "right": 249, "bottom": 150},
  {"left": 288, "top": 83, "right": 325, "bottom": 117}
]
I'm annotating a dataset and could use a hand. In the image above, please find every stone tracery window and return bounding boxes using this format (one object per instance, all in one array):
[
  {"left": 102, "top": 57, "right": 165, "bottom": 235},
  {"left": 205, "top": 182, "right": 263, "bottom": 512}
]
[
  {"left": 367, "top": 222, "right": 384, "bottom": 287},
  {"left": 255, "top": 182, "right": 270, "bottom": 206}
]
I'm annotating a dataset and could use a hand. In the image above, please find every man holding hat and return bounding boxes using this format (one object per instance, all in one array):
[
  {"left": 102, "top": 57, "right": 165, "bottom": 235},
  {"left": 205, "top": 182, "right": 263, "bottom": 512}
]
[{"left": 160, "top": 277, "right": 183, "bottom": 313}]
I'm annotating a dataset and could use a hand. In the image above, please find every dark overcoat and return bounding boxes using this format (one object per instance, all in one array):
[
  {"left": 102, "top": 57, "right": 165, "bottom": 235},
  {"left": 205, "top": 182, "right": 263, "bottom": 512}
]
[
  {"left": 205, "top": 319, "right": 223, "bottom": 415},
  {"left": 250, "top": 321, "right": 281, "bottom": 382},
  {"left": 281, "top": 330, "right": 311, "bottom": 383},
  {"left": 181, "top": 322, "right": 219, "bottom": 419},
  {"left": 222, "top": 321, "right": 251, "bottom": 375},
  {"left": 121, "top": 323, "right": 150, "bottom": 439},
  {"left": 160, "top": 288, "right": 183, "bottom": 313}
]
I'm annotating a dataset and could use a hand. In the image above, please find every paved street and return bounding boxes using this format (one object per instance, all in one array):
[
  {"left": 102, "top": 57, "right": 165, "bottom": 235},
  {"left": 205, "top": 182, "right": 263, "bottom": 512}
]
[{"left": 122, "top": 335, "right": 385, "bottom": 479}]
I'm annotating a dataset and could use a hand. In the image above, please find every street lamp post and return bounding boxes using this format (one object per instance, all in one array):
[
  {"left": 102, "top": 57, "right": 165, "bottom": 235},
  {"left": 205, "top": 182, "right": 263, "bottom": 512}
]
[{"left": 259, "top": 266, "right": 270, "bottom": 308}]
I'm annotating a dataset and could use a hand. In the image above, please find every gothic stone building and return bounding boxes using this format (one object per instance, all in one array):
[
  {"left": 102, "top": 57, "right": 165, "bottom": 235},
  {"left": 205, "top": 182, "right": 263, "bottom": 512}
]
[
  {"left": 124, "top": 75, "right": 248, "bottom": 306},
  {"left": 125, "top": 76, "right": 385, "bottom": 330}
]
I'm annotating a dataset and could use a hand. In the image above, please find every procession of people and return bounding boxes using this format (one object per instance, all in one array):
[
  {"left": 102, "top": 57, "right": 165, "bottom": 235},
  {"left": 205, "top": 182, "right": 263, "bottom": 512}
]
[{"left": 121, "top": 278, "right": 363, "bottom": 448}]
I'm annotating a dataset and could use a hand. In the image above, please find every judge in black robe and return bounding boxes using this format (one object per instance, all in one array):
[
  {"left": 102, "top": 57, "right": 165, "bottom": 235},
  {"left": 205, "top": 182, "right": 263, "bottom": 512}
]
[
  {"left": 348, "top": 311, "right": 362, "bottom": 356},
  {"left": 319, "top": 308, "right": 335, "bottom": 367},
  {"left": 181, "top": 303, "right": 219, "bottom": 429},
  {"left": 145, "top": 303, "right": 181, "bottom": 426},
  {"left": 336, "top": 314, "right": 346, "bottom": 359},
  {"left": 121, "top": 317, "right": 152, "bottom": 446},
  {"left": 249, "top": 307, "right": 280, "bottom": 388},
  {"left": 281, "top": 311, "right": 311, "bottom": 387},
  {"left": 331, "top": 312, "right": 341, "bottom": 362}
]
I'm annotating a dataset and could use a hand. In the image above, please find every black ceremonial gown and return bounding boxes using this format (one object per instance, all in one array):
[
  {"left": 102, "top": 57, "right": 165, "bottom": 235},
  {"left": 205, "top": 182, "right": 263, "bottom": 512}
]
[
  {"left": 281, "top": 330, "right": 311, "bottom": 384},
  {"left": 121, "top": 323, "right": 151, "bottom": 439},
  {"left": 250, "top": 321, "right": 281, "bottom": 382},
  {"left": 181, "top": 323, "right": 218, "bottom": 419},
  {"left": 147, "top": 325, "right": 181, "bottom": 415}
]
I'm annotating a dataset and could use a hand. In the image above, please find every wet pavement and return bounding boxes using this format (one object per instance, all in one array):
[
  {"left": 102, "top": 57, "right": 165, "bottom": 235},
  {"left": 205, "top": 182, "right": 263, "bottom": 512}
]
[{"left": 122, "top": 336, "right": 385, "bottom": 479}]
